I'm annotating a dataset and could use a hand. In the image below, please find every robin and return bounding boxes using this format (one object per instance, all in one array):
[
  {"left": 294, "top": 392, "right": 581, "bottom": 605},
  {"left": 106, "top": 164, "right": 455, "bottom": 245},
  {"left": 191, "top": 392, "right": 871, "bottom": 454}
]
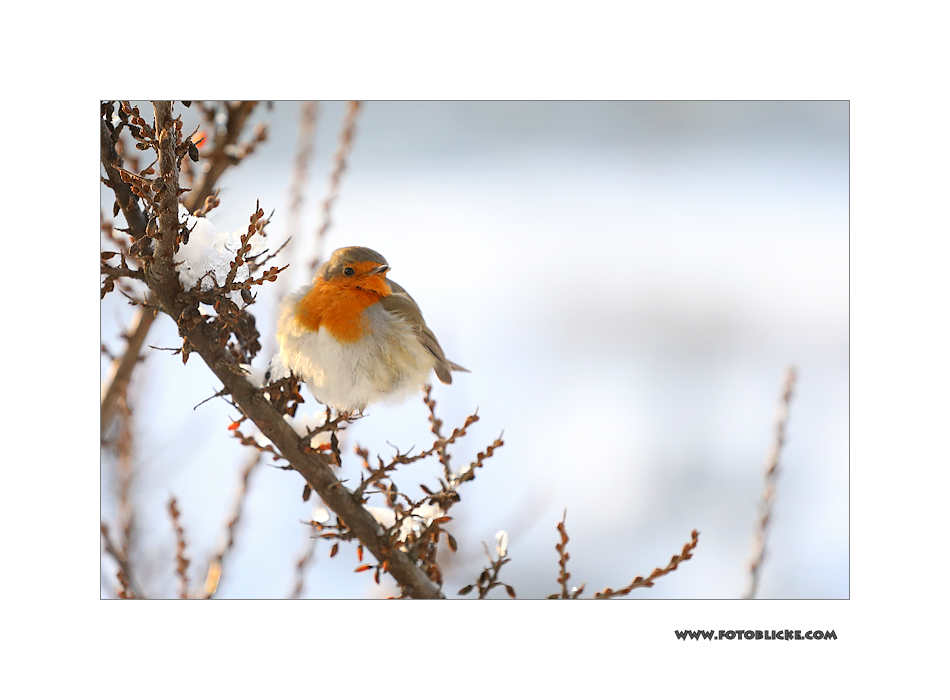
[{"left": 275, "top": 246, "right": 469, "bottom": 413}]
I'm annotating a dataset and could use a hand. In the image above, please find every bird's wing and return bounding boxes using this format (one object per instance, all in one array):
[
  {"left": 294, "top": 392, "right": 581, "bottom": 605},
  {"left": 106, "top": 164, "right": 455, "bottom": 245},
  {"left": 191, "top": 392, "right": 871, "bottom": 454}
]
[{"left": 379, "top": 279, "right": 469, "bottom": 384}]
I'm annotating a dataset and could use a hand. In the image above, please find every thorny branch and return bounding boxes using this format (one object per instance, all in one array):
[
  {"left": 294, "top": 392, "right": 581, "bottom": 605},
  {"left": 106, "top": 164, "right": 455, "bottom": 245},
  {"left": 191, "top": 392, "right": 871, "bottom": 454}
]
[
  {"left": 100, "top": 108, "right": 157, "bottom": 437},
  {"left": 103, "top": 101, "right": 483, "bottom": 598},
  {"left": 593, "top": 529, "right": 700, "bottom": 599},
  {"left": 100, "top": 100, "right": 263, "bottom": 439},
  {"left": 298, "top": 388, "right": 503, "bottom": 593},
  {"left": 458, "top": 534, "right": 516, "bottom": 599},
  {"left": 744, "top": 366, "right": 798, "bottom": 599},
  {"left": 543, "top": 511, "right": 700, "bottom": 599},
  {"left": 550, "top": 510, "right": 581, "bottom": 599},
  {"left": 423, "top": 385, "right": 454, "bottom": 476},
  {"left": 100, "top": 101, "right": 704, "bottom": 601}
]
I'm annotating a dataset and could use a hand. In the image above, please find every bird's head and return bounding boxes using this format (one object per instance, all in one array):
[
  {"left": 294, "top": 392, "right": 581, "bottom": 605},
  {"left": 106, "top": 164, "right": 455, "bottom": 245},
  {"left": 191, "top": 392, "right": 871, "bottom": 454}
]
[{"left": 317, "top": 246, "right": 392, "bottom": 297}]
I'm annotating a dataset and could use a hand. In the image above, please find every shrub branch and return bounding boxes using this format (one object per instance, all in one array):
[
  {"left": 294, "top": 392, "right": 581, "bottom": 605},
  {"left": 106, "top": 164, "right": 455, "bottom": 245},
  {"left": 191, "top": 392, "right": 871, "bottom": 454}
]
[{"left": 100, "top": 102, "right": 443, "bottom": 599}]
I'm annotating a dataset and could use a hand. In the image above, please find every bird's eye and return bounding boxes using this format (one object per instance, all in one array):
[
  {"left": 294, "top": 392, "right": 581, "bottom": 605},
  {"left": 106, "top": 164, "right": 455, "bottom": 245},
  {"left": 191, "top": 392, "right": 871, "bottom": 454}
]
[{"left": 343, "top": 266, "right": 355, "bottom": 277}]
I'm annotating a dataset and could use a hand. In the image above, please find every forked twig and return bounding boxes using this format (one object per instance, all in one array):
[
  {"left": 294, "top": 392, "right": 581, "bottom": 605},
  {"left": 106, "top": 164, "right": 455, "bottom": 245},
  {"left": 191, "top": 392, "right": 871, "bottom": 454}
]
[{"left": 458, "top": 532, "right": 516, "bottom": 599}]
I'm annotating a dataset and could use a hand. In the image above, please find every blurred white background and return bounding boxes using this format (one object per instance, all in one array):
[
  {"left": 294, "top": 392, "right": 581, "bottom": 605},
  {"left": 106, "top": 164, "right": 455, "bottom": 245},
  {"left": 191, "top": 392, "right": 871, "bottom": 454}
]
[{"left": 101, "top": 101, "right": 848, "bottom": 598}]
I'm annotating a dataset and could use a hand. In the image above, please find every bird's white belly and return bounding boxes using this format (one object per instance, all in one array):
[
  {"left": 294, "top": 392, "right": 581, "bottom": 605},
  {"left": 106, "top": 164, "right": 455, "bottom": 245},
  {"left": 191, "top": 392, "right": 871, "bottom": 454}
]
[{"left": 277, "top": 294, "right": 436, "bottom": 411}]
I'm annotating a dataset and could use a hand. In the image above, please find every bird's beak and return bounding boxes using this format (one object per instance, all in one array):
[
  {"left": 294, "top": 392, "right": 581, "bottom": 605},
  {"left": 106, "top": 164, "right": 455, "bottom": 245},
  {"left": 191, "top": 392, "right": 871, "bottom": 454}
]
[{"left": 372, "top": 264, "right": 390, "bottom": 275}]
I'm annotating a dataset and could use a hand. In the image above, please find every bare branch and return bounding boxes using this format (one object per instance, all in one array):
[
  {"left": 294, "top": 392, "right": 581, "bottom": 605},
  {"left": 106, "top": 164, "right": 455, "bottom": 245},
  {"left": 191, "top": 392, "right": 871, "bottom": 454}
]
[
  {"left": 593, "top": 529, "right": 700, "bottom": 599},
  {"left": 744, "top": 366, "right": 798, "bottom": 599}
]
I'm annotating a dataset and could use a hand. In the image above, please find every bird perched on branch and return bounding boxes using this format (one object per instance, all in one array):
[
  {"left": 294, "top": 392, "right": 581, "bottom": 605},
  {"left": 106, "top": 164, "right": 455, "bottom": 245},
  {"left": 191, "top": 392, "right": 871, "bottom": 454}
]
[{"left": 275, "top": 246, "right": 468, "bottom": 413}]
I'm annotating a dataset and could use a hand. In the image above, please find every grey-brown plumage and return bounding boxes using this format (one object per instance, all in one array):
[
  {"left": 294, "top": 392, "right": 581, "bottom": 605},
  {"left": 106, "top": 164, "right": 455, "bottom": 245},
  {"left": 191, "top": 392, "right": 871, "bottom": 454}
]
[
  {"left": 317, "top": 246, "right": 389, "bottom": 281},
  {"left": 316, "top": 246, "right": 469, "bottom": 384}
]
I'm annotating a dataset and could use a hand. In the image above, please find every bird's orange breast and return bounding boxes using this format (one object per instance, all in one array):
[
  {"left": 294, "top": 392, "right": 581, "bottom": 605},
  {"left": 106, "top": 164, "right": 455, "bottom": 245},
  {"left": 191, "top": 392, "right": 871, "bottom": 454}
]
[{"left": 294, "top": 280, "right": 387, "bottom": 343}]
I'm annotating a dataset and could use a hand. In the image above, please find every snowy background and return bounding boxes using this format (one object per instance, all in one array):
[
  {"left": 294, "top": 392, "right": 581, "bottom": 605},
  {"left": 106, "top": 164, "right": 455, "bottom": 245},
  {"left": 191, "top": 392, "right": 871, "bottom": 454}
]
[{"left": 100, "top": 101, "right": 848, "bottom": 599}]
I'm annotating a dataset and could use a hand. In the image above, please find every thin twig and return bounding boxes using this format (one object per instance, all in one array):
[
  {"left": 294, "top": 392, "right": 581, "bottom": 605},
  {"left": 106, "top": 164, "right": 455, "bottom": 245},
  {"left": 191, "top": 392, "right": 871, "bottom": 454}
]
[
  {"left": 167, "top": 497, "right": 190, "bottom": 599},
  {"left": 115, "top": 398, "right": 136, "bottom": 563},
  {"left": 554, "top": 510, "right": 573, "bottom": 599},
  {"left": 457, "top": 535, "right": 516, "bottom": 599},
  {"left": 593, "top": 529, "right": 701, "bottom": 599},
  {"left": 201, "top": 452, "right": 261, "bottom": 598},
  {"left": 261, "top": 101, "right": 319, "bottom": 362},
  {"left": 744, "top": 366, "right": 798, "bottom": 599},
  {"left": 422, "top": 385, "right": 453, "bottom": 477},
  {"left": 286, "top": 101, "right": 319, "bottom": 244},
  {"left": 101, "top": 309, "right": 155, "bottom": 439},
  {"left": 310, "top": 101, "right": 361, "bottom": 271},
  {"left": 545, "top": 511, "right": 586, "bottom": 599},
  {"left": 289, "top": 529, "right": 319, "bottom": 599},
  {"left": 101, "top": 522, "right": 144, "bottom": 599}
]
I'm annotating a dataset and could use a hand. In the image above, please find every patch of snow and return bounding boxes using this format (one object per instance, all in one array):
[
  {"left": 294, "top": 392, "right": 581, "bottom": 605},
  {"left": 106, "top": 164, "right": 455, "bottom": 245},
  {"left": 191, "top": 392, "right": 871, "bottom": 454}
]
[
  {"left": 173, "top": 204, "right": 265, "bottom": 294},
  {"left": 283, "top": 412, "right": 333, "bottom": 449}
]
